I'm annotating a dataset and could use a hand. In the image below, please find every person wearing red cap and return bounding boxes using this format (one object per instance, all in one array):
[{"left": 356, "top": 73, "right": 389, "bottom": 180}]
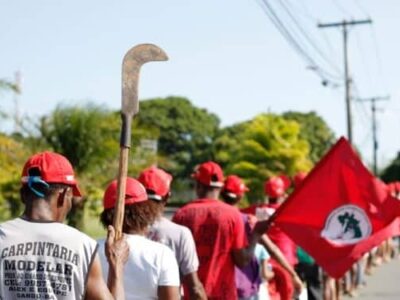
[
  {"left": 242, "top": 176, "right": 299, "bottom": 300},
  {"left": 173, "top": 161, "right": 270, "bottom": 300},
  {"left": 222, "top": 175, "right": 303, "bottom": 300},
  {"left": 221, "top": 175, "right": 269, "bottom": 300},
  {"left": 0, "top": 151, "right": 128, "bottom": 300},
  {"left": 98, "top": 177, "right": 180, "bottom": 300},
  {"left": 138, "top": 166, "right": 207, "bottom": 300}
]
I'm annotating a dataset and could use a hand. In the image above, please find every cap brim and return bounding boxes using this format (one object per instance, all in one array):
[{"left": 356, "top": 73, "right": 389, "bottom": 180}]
[{"left": 148, "top": 194, "right": 163, "bottom": 201}]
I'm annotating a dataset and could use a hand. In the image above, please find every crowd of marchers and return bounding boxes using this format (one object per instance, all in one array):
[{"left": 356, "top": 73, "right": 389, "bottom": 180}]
[{"left": 0, "top": 151, "right": 398, "bottom": 300}]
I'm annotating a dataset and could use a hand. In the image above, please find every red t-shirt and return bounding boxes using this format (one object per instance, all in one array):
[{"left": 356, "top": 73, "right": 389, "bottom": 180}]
[
  {"left": 173, "top": 198, "right": 247, "bottom": 300},
  {"left": 242, "top": 203, "right": 298, "bottom": 266}
]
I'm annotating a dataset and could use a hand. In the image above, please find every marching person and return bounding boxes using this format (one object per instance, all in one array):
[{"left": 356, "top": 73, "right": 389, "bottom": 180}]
[
  {"left": 221, "top": 175, "right": 268, "bottom": 300},
  {"left": 98, "top": 177, "right": 180, "bottom": 300},
  {"left": 242, "top": 176, "right": 298, "bottom": 300},
  {"left": 221, "top": 175, "right": 303, "bottom": 300},
  {"left": 138, "top": 166, "right": 207, "bottom": 300},
  {"left": 173, "top": 161, "right": 271, "bottom": 300},
  {"left": 0, "top": 151, "right": 128, "bottom": 300}
]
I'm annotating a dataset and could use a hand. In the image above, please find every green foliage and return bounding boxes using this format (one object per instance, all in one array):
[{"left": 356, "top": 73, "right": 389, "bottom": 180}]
[
  {"left": 380, "top": 152, "right": 400, "bottom": 182},
  {"left": 0, "top": 133, "right": 30, "bottom": 220},
  {"left": 39, "top": 104, "right": 120, "bottom": 173},
  {"left": 137, "top": 96, "right": 220, "bottom": 179},
  {"left": 0, "top": 79, "right": 19, "bottom": 93},
  {"left": 215, "top": 113, "right": 312, "bottom": 202},
  {"left": 283, "top": 111, "right": 335, "bottom": 163}
]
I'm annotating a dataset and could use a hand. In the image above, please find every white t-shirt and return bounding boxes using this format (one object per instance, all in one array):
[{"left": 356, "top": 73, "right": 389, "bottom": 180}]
[
  {"left": 98, "top": 234, "right": 180, "bottom": 300},
  {"left": 148, "top": 217, "right": 199, "bottom": 276},
  {"left": 0, "top": 217, "right": 97, "bottom": 300}
]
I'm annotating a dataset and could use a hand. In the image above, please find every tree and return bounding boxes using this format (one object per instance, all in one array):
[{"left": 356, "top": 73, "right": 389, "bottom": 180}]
[
  {"left": 39, "top": 104, "right": 121, "bottom": 228},
  {"left": 38, "top": 103, "right": 158, "bottom": 228},
  {"left": 214, "top": 113, "right": 312, "bottom": 202},
  {"left": 0, "top": 133, "right": 29, "bottom": 220},
  {"left": 39, "top": 104, "right": 120, "bottom": 173},
  {"left": 380, "top": 152, "right": 400, "bottom": 183},
  {"left": 283, "top": 111, "right": 335, "bottom": 163},
  {"left": 137, "top": 96, "right": 220, "bottom": 179},
  {"left": 0, "top": 79, "right": 18, "bottom": 93}
]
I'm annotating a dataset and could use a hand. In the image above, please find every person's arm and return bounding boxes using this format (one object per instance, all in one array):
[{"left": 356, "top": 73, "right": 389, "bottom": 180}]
[
  {"left": 231, "top": 231, "right": 261, "bottom": 268},
  {"left": 178, "top": 228, "right": 207, "bottom": 300},
  {"left": 157, "top": 286, "right": 180, "bottom": 300},
  {"left": 182, "top": 272, "right": 207, "bottom": 300},
  {"left": 231, "top": 218, "right": 271, "bottom": 268},
  {"left": 105, "top": 226, "right": 129, "bottom": 298},
  {"left": 261, "top": 259, "right": 274, "bottom": 281},
  {"left": 85, "top": 255, "right": 115, "bottom": 300},
  {"left": 85, "top": 226, "right": 128, "bottom": 299},
  {"left": 259, "top": 234, "right": 303, "bottom": 294}
]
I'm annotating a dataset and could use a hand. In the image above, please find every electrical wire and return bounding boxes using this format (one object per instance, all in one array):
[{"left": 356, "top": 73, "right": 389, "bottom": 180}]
[
  {"left": 276, "top": 0, "right": 342, "bottom": 75},
  {"left": 354, "top": 30, "right": 374, "bottom": 91},
  {"left": 256, "top": 0, "right": 341, "bottom": 83},
  {"left": 331, "top": 0, "right": 352, "bottom": 17}
]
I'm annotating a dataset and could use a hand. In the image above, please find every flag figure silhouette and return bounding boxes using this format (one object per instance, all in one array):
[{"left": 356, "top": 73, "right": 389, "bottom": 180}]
[{"left": 272, "top": 137, "right": 400, "bottom": 278}]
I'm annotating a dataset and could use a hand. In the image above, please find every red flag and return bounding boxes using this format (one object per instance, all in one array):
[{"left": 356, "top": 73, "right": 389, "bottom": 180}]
[{"left": 272, "top": 137, "right": 400, "bottom": 278}]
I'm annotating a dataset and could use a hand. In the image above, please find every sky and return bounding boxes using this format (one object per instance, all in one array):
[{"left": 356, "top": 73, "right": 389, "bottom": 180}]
[{"left": 1, "top": 0, "right": 399, "bottom": 170}]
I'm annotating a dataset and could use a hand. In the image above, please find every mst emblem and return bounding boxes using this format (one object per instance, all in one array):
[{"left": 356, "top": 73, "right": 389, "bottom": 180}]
[{"left": 321, "top": 205, "right": 372, "bottom": 245}]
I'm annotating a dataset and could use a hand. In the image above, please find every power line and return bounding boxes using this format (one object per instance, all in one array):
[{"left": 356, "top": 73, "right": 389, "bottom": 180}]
[
  {"left": 331, "top": 0, "right": 352, "bottom": 17},
  {"left": 353, "top": 0, "right": 371, "bottom": 18},
  {"left": 354, "top": 30, "right": 374, "bottom": 90},
  {"left": 276, "top": 0, "right": 342, "bottom": 75},
  {"left": 256, "top": 0, "right": 341, "bottom": 83}
]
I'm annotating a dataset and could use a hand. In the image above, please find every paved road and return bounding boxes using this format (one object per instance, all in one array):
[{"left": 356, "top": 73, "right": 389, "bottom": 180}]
[{"left": 343, "top": 259, "right": 400, "bottom": 299}]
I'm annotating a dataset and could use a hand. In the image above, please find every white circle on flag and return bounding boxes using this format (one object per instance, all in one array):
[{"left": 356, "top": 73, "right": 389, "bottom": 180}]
[{"left": 321, "top": 205, "right": 372, "bottom": 245}]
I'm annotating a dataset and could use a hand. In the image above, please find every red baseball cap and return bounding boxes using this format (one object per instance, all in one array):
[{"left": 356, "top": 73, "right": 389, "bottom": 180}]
[
  {"left": 138, "top": 166, "right": 173, "bottom": 201},
  {"left": 279, "top": 174, "right": 291, "bottom": 190},
  {"left": 21, "top": 151, "right": 81, "bottom": 197},
  {"left": 192, "top": 161, "right": 224, "bottom": 188},
  {"left": 103, "top": 177, "right": 148, "bottom": 209},
  {"left": 264, "top": 176, "right": 286, "bottom": 198},
  {"left": 223, "top": 175, "right": 249, "bottom": 198},
  {"left": 293, "top": 171, "right": 308, "bottom": 188}
]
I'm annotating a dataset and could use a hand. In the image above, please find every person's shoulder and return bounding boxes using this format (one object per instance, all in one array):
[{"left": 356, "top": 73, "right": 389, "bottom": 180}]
[
  {"left": 217, "top": 201, "right": 242, "bottom": 215},
  {"left": 165, "top": 218, "right": 193, "bottom": 237},
  {"left": 173, "top": 202, "right": 197, "bottom": 220},
  {"left": 135, "top": 235, "right": 174, "bottom": 255},
  {"left": 0, "top": 218, "right": 18, "bottom": 228},
  {"left": 55, "top": 222, "right": 97, "bottom": 245}
]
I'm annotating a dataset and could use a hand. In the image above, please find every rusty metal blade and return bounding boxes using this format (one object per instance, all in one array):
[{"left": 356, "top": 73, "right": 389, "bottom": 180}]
[{"left": 122, "top": 44, "right": 168, "bottom": 117}]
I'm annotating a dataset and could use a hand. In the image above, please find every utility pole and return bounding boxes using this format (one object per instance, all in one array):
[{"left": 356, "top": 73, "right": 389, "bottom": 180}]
[
  {"left": 357, "top": 96, "right": 389, "bottom": 175},
  {"left": 318, "top": 19, "right": 372, "bottom": 145}
]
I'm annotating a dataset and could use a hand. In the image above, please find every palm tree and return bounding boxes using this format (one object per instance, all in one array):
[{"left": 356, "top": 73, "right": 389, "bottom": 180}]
[{"left": 0, "top": 79, "right": 18, "bottom": 93}]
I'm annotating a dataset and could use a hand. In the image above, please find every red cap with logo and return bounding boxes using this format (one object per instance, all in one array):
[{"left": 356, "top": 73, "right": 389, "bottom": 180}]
[
  {"left": 103, "top": 177, "right": 148, "bottom": 209},
  {"left": 223, "top": 175, "right": 249, "bottom": 198},
  {"left": 138, "top": 166, "right": 173, "bottom": 201},
  {"left": 191, "top": 161, "right": 224, "bottom": 188},
  {"left": 21, "top": 151, "right": 82, "bottom": 197},
  {"left": 264, "top": 176, "right": 286, "bottom": 198}
]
